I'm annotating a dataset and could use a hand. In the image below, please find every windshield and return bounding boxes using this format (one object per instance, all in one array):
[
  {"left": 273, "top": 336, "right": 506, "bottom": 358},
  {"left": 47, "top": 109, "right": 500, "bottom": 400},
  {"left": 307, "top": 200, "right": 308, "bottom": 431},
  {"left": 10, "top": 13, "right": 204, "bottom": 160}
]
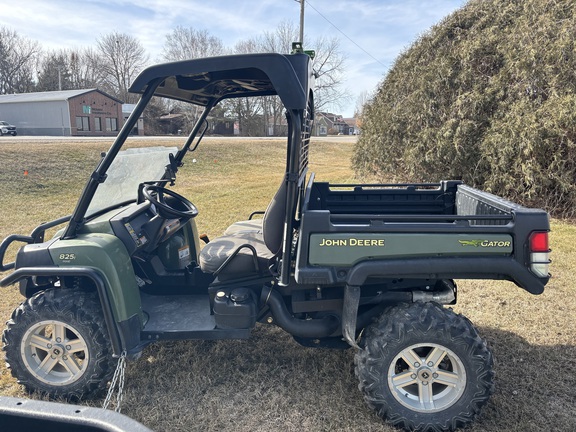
[{"left": 87, "top": 146, "right": 178, "bottom": 216}]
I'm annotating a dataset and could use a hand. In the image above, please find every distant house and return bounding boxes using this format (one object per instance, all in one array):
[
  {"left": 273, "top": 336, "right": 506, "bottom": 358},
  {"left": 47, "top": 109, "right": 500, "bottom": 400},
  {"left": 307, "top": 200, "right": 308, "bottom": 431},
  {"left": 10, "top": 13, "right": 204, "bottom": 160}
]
[
  {"left": 314, "top": 112, "right": 351, "bottom": 136},
  {"left": 0, "top": 89, "right": 124, "bottom": 136},
  {"left": 314, "top": 115, "right": 330, "bottom": 136},
  {"left": 343, "top": 118, "right": 360, "bottom": 135},
  {"left": 209, "top": 116, "right": 235, "bottom": 136}
]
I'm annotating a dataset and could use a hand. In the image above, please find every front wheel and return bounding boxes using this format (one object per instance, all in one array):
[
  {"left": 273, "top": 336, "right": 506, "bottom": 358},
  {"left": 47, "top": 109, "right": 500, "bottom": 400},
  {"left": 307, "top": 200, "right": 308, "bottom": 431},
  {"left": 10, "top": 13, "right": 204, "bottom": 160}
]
[
  {"left": 2, "top": 288, "right": 116, "bottom": 400},
  {"left": 355, "top": 302, "right": 494, "bottom": 432}
]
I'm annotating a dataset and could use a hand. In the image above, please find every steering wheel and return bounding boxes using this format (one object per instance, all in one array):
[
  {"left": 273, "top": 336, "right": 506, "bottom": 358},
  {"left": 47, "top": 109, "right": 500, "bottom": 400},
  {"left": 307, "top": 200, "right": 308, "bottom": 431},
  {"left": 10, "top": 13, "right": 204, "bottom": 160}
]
[{"left": 141, "top": 185, "right": 198, "bottom": 219}]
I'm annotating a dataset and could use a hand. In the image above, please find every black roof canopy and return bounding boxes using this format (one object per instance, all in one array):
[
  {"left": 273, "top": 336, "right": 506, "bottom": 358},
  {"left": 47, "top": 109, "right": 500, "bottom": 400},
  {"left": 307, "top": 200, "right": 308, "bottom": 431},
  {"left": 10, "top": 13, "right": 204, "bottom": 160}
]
[{"left": 129, "top": 53, "right": 312, "bottom": 110}]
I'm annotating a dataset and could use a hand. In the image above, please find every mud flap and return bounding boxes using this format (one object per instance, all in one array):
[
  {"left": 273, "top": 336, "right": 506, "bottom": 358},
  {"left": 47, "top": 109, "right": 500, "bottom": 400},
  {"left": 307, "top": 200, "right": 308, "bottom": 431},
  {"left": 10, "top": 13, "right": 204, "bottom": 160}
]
[{"left": 342, "top": 284, "right": 361, "bottom": 349}]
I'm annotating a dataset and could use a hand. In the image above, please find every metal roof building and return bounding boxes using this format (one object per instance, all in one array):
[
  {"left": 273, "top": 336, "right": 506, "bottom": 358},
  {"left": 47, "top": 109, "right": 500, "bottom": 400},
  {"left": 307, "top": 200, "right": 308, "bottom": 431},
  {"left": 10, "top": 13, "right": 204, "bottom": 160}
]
[{"left": 0, "top": 89, "right": 125, "bottom": 136}]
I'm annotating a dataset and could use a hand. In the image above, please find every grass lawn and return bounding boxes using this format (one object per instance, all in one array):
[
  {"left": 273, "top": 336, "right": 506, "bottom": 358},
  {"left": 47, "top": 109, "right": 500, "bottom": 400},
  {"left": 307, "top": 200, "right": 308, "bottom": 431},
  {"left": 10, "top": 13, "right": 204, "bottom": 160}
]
[{"left": 0, "top": 136, "right": 574, "bottom": 431}]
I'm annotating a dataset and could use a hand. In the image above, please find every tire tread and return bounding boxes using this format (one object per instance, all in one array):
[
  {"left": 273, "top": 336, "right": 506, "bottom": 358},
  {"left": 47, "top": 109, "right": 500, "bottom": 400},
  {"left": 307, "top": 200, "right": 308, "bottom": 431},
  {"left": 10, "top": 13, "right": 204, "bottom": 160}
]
[
  {"left": 2, "top": 288, "right": 116, "bottom": 400},
  {"left": 355, "top": 302, "right": 494, "bottom": 432}
]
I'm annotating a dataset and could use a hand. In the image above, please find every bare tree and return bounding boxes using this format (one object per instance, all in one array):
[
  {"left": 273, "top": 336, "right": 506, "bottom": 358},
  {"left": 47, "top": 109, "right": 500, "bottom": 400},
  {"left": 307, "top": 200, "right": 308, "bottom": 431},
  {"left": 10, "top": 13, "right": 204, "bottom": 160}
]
[
  {"left": 36, "top": 50, "right": 73, "bottom": 92},
  {"left": 354, "top": 90, "right": 372, "bottom": 118},
  {"left": 259, "top": 22, "right": 299, "bottom": 135},
  {"left": 163, "top": 27, "right": 224, "bottom": 61},
  {"left": 312, "top": 36, "right": 349, "bottom": 112},
  {"left": 233, "top": 21, "right": 349, "bottom": 134},
  {"left": 261, "top": 21, "right": 298, "bottom": 54},
  {"left": 36, "top": 48, "right": 108, "bottom": 92},
  {"left": 159, "top": 28, "right": 226, "bottom": 130},
  {"left": 233, "top": 37, "right": 261, "bottom": 56},
  {"left": 96, "top": 32, "right": 149, "bottom": 103},
  {"left": 228, "top": 23, "right": 298, "bottom": 136},
  {"left": 69, "top": 48, "right": 105, "bottom": 89},
  {"left": 0, "top": 27, "right": 40, "bottom": 94},
  {"left": 260, "top": 22, "right": 349, "bottom": 113},
  {"left": 230, "top": 38, "right": 266, "bottom": 136},
  {"left": 234, "top": 97, "right": 265, "bottom": 136}
]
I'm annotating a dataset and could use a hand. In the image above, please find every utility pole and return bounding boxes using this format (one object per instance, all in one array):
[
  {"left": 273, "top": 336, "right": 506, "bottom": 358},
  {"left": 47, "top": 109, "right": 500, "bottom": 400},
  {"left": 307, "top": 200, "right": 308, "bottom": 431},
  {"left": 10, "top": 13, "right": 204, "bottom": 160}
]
[{"left": 298, "top": 0, "right": 305, "bottom": 44}]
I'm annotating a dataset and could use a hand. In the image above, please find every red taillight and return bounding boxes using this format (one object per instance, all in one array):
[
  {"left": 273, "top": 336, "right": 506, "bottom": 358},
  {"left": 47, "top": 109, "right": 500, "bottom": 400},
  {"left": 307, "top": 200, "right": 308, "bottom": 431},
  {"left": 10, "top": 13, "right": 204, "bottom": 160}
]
[
  {"left": 530, "top": 232, "right": 549, "bottom": 252},
  {"left": 529, "top": 231, "right": 550, "bottom": 278}
]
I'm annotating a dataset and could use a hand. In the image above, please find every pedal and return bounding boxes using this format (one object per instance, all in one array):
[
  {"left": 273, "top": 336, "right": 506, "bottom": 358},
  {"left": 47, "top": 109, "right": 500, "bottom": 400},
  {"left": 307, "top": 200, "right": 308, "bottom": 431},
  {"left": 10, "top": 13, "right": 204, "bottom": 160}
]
[{"left": 200, "top": 233, "right": 210, "bottom": 244}]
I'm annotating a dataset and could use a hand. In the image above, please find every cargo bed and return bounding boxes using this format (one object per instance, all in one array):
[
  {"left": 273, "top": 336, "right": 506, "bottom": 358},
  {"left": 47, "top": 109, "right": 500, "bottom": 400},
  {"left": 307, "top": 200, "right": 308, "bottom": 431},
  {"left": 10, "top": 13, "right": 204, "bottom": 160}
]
[{"left": 295, "top": 179, "right": 550, "bottom": 293}]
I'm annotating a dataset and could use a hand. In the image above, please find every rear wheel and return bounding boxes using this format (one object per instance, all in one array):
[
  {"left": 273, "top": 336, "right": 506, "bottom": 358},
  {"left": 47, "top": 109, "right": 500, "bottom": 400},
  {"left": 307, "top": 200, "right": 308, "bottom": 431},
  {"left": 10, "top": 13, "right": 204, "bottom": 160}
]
[
  {"left": 355, "top": 302, "right": 494, "bottom": 432},
  {"left": 2, "top": 288, "right": 115, "bottom": 400}
]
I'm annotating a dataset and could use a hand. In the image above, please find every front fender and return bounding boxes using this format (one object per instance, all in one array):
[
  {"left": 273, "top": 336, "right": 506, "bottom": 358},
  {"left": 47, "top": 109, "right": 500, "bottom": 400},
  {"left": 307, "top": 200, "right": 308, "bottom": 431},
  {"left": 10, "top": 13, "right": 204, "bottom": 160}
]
[
  {"left": 2, "top": 232, "right": 143, "bottom": 356},
  {"left": 48, "top": 233, "right": 143, "bottom": 324},
  {"left": 2, "top": 266, "right": 126, "bottom": 356}
]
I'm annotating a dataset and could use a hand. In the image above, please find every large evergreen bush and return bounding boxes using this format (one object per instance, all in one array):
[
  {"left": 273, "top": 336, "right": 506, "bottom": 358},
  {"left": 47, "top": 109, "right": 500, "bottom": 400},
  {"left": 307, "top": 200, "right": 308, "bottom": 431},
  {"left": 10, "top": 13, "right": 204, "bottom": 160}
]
[{"left": 353, "top": 0, "right": 576, "bottom": 216}]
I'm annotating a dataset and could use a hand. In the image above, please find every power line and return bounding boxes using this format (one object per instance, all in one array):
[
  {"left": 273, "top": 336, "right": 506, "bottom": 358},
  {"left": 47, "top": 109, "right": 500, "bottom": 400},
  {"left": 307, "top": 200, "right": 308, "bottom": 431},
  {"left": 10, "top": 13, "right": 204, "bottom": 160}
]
[{"left": 305, "top": 0, "right": 387, "bottom": 68}]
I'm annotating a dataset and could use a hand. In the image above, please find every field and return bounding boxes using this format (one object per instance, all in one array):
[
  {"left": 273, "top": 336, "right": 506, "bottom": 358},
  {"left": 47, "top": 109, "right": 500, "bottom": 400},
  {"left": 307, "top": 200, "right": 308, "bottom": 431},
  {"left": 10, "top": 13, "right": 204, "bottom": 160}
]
[{"left": 0, "top": 136, "right": 575, "bottom": 432}]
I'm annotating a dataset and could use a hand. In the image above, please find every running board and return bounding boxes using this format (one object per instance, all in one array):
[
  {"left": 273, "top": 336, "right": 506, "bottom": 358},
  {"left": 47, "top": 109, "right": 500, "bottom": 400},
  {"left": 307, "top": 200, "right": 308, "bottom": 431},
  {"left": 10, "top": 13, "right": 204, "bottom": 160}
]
[{"left": 140, "top": 293, "right": 251, "bottom": 341}]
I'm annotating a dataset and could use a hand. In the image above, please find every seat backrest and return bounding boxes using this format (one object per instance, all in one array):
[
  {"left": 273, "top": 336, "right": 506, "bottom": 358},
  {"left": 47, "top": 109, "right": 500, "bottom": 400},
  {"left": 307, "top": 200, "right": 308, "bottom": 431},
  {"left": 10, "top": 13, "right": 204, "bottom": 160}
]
[{"left": 262, "top": 180, "right": 288, "bottom": 255}]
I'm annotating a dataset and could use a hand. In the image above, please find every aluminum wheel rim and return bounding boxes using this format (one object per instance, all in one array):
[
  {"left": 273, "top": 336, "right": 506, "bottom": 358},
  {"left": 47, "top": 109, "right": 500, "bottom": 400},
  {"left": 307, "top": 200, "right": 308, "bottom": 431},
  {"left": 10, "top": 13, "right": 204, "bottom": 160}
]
[
  {"left": 21, "top": 320, "right": 89, "bottom": 386},
  {"left": 387, "top": 342, "right": 466, "bottom": 413}
]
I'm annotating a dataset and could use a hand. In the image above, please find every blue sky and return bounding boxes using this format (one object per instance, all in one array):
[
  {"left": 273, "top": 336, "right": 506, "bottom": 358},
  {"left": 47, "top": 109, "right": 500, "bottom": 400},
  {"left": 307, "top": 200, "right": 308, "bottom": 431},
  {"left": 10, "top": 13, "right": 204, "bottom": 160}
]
[{"left": 0, "top": 0, "right": 466, "bottom": 116}]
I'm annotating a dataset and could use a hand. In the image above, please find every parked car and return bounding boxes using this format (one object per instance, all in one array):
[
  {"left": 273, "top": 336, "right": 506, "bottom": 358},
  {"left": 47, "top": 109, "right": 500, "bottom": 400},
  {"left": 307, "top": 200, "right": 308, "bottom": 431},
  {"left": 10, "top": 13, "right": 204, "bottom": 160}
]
[{"left": 0, "top": 121, "right": 17, "bottom": 136}]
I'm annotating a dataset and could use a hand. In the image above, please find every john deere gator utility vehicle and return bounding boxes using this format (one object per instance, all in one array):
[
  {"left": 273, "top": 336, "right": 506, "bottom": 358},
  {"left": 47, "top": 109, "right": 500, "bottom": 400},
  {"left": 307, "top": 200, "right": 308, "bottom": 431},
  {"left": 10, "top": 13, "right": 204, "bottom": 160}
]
[{"left": 0, "top": 47, "right": 551, "bottom": 432}]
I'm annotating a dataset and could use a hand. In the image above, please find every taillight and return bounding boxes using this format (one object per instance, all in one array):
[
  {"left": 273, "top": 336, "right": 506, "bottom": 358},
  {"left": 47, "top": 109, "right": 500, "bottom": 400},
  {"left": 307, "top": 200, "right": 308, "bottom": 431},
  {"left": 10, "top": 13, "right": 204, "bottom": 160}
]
[{"left": 529, "top": 231, "right": 550, "bottom": 278}]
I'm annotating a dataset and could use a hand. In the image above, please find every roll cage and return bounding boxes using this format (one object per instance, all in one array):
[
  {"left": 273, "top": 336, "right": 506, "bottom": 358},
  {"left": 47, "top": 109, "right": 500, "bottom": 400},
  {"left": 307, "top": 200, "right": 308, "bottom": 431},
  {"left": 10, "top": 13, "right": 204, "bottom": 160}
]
[{"left": 63, "top": 52, "right": 315, "bottom": 286}]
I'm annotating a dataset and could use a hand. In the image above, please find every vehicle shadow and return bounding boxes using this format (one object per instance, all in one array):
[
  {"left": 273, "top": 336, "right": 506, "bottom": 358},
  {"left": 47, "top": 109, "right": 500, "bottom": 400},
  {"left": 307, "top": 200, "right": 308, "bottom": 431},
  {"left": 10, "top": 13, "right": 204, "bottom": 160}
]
[
  {"left": 470, "top": 326, "right": 576, "bottom": 432},
  {"left": 88, "top": 324, "right": 575, "bottom": 432}
]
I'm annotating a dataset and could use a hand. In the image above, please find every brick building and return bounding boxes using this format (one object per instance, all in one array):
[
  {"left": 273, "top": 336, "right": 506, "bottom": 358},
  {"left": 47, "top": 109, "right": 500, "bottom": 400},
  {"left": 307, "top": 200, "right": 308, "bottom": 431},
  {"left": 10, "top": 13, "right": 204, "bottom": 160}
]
[{"left": 0, "top": 89, "right": 126, "bottom": 136}]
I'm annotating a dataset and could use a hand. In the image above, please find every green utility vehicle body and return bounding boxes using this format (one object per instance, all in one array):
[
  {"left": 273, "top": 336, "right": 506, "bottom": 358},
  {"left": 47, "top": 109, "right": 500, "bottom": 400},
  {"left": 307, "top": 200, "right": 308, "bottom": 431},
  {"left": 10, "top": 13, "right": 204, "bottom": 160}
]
[{"left": 0, "top": 48, "right": 551, "bottom": 432}]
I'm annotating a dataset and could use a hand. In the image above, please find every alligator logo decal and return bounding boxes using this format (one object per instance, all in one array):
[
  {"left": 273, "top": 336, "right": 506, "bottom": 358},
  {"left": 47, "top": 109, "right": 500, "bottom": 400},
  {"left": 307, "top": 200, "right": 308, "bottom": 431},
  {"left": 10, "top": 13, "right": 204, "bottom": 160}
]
[
  {"left": 459, "top": 239, "right": 512, "bottom": 248},
  {"left": 459, "top": 240, "right": 484, "bottom": 247}
]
